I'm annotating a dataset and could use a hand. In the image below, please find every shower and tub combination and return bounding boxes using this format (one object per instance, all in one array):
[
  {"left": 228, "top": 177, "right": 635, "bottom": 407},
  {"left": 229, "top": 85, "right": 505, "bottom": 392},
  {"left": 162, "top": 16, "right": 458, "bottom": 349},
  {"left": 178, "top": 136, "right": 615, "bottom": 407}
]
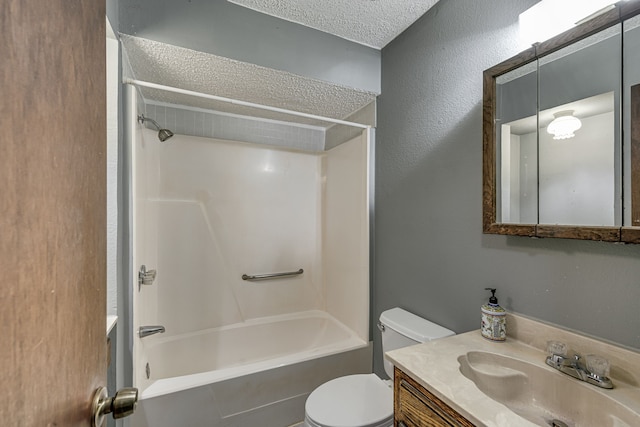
[{"left": 125, "top": 70, "right": 374, "bottom": 425}]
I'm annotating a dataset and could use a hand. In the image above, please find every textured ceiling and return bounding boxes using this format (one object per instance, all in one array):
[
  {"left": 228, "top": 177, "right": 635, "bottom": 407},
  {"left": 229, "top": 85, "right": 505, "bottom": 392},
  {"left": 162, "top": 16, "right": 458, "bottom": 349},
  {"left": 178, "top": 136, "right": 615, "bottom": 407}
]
[
  {"left": 228, "top": 0, "right": 440, "bottom": 48},
  {"left": 121, "top": 35, "right": 377, "bottom": 128}
]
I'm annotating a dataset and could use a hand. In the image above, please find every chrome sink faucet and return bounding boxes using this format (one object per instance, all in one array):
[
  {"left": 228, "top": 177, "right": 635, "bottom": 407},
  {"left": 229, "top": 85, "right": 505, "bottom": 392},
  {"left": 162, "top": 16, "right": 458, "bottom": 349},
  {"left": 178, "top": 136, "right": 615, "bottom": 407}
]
[{"left": 545, "top": 341, "right": 613, "bottom": 389}]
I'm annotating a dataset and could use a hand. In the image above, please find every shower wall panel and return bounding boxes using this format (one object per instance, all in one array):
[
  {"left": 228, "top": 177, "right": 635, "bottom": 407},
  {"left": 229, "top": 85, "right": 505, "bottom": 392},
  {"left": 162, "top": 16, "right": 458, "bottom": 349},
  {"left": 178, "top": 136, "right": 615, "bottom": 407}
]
[
  {"left": 323, "top": 134, "right": 370, "bottom": 342},
  {"left": 139, "top": 131, "right": 324, "bottom": 336}
]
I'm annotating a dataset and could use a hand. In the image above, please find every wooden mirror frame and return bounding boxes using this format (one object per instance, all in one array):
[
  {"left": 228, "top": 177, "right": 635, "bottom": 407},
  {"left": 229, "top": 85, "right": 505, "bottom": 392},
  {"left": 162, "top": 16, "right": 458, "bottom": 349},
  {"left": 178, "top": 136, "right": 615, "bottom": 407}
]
[{"left": 483, "top": 0, "right": 640, "bottom": 243}]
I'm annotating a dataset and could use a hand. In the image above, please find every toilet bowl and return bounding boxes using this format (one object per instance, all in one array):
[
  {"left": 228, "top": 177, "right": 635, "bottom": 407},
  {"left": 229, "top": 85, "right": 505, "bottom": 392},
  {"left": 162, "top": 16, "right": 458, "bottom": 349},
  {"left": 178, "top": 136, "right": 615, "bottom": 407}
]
[
  {"left": 303, "top": 308, "right": 455, "bottom": 427},
  {"left": 304, "top": 374, "right": 393, "bottom": 427}
]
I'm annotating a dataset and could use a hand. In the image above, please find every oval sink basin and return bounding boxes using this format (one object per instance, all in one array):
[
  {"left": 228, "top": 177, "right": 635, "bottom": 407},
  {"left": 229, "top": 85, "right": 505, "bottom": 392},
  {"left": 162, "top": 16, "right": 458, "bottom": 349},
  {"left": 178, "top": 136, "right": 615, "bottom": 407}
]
[{"left": 458, "top": 351, "right": 640, "bottom": 427}]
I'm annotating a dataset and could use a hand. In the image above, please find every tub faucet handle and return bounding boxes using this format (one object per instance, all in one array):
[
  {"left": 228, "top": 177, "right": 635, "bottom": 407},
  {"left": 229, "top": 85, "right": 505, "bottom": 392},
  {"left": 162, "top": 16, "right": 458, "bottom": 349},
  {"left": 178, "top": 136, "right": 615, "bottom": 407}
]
[{"left": 138, "top": 265, "right": 157, "bottom": 290}]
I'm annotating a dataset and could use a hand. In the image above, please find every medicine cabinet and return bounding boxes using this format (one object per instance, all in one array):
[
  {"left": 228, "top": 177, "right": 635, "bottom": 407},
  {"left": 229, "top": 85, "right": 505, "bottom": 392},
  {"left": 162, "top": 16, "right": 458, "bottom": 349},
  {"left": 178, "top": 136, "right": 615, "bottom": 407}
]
[{"left": 483, "top": 0, "right": 640, "bottom": 242}]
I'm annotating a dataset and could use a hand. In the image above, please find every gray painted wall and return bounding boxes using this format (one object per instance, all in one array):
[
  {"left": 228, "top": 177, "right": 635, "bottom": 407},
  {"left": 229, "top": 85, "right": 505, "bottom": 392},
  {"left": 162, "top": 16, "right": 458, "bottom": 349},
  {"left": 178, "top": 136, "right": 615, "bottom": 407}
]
[
  {"left": 118, "top": 0, "right": 380, "bottom": 93},
  {"left": 374, "top": 0, "right": 640, "bottom": 376}
]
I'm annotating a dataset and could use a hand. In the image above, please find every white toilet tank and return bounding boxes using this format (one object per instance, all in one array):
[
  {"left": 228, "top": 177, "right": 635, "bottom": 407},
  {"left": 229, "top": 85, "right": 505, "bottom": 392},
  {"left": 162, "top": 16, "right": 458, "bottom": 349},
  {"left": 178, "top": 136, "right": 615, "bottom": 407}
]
[{"left": 379, "top": 308, "right": 455, "bottom": 378}]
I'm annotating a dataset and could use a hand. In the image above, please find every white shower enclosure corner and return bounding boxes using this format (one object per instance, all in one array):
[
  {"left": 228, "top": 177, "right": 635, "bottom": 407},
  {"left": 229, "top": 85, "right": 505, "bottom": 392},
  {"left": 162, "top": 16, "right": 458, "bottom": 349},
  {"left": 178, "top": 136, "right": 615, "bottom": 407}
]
[{"left": 127, "top": 84, "right": 372, "bottom": 426}]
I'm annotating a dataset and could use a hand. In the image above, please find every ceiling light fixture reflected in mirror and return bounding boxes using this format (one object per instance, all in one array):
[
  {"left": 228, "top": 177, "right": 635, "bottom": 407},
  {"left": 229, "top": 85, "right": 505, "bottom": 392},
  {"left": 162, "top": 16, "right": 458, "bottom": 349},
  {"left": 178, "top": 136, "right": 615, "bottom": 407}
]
[{"left": 547, "top": 110, "right": 582, "bottom": 140}]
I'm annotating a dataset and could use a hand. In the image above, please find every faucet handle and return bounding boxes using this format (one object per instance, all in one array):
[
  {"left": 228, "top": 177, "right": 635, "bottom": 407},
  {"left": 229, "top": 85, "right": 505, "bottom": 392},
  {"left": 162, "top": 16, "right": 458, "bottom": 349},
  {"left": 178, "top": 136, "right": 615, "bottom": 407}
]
[
  {"left": 547, "top": 340, "right": 568, "bottom": 357},
  {"left": 585, "top": 354, "right": 610, "bottom": 378}
]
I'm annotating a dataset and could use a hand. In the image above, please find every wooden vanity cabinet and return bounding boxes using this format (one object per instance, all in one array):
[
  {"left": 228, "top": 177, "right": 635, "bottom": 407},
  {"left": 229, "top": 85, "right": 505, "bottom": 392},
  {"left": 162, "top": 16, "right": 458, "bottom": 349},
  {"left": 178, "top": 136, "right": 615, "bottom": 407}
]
[{"left": 394, "top": 368, "right": 475, "bottom": 427}]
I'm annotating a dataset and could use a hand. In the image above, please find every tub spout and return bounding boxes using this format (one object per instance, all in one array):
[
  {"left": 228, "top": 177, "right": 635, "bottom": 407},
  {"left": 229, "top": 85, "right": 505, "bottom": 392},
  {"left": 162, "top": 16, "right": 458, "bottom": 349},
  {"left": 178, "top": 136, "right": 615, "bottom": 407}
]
[{"left": 139, "top": 325, "right": 165, "bottom": 338}]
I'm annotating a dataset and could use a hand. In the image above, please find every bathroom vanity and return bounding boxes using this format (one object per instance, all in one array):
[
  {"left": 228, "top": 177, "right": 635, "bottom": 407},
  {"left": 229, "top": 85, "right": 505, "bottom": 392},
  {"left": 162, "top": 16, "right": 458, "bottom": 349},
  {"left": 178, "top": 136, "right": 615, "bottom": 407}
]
[
  {"left": 394, "top": 367, "right": 473, "bottom": 426},
  {"left": 388, "top": 313, "right": 640, "bottom": 427}
]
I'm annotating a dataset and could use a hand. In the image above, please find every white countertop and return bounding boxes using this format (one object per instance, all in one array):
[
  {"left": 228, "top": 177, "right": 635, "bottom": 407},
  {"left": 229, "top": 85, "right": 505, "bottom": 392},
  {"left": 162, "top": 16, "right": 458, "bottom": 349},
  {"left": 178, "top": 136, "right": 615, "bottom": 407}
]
[{"left": 385, "top": 313, "right": 640, "bottom": 427}]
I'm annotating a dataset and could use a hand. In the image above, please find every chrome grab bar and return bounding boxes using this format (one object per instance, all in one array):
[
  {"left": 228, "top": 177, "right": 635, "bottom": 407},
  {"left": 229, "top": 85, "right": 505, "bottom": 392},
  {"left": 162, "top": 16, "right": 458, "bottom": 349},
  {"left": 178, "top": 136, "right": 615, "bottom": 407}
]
[{"left": 242, "top": 268, "right": 304, "bottom": 281}]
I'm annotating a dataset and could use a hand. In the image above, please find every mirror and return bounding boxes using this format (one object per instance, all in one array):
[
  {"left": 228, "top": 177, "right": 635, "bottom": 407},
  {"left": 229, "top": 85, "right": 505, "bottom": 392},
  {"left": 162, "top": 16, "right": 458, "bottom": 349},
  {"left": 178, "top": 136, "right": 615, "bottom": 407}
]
[{"left": 483, "top": 0, "right": 640, "bottom": 242}]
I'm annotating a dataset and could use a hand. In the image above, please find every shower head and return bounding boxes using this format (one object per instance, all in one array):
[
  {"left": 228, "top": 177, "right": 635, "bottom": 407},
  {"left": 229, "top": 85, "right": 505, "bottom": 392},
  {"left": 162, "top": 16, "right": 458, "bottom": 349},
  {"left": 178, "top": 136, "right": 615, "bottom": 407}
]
[
  {"left": 138, "top": 114, "right": 174, "bottom": 142},
  {"left": 157, "top": 128, "right": 174, "bottom": 142}
]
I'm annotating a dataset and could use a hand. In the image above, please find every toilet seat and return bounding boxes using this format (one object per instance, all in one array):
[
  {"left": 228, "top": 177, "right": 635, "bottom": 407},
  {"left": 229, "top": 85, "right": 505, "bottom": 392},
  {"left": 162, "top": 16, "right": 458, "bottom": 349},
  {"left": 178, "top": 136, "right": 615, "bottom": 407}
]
[{"left": 304, "top": 374, "right": 393, "bottom": 427}]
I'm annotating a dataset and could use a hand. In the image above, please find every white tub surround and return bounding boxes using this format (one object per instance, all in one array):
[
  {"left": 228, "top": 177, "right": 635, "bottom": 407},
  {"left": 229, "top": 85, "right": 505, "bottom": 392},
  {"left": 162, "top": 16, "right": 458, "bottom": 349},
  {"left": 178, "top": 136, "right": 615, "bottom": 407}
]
[
  {"left": 132, "top": 127, "right": 370, "bottom": 345},
  {"left": 130, "top": 90, "right": 371, "bottom": 426},
  {"left": 132, "top": 127, "right": 370, "bottom": 337},
  {"left": 386, "top": 313, "right": 640, "bottom": 427}
]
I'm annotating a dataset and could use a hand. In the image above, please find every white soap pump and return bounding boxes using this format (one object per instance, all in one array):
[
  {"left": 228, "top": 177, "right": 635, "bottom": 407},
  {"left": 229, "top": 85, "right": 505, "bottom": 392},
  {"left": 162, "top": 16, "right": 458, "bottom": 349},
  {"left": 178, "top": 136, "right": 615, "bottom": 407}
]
[{"left": 481, "top": 288, "right": 506, "bottom": 341}]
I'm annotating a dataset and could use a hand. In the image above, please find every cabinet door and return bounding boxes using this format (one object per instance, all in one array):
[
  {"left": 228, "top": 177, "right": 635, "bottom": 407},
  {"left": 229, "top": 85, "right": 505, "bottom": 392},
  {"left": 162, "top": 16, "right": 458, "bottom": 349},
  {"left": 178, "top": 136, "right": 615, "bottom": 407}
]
[{"left": 394, "top": 368, "right": 475, "bottom": 427}]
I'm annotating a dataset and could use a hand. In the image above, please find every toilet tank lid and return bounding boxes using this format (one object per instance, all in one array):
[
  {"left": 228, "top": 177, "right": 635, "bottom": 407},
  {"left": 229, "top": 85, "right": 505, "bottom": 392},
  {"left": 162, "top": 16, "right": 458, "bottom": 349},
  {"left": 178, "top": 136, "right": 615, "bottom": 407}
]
[{"left": 380, "top": 308, "right": 455, "bottom": 342}]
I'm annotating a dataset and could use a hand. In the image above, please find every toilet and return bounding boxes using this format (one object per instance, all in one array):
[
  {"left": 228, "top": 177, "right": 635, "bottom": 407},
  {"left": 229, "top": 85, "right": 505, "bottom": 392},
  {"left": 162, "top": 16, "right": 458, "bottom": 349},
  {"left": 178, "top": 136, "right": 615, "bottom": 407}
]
[{"left": 304, "top": 307, "right": 455, "bottom": 427}]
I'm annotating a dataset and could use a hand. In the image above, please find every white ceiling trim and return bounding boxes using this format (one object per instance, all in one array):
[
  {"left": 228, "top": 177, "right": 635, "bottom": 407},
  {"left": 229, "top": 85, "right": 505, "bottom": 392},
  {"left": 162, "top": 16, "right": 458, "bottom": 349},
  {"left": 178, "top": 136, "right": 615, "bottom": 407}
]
[{"left": 227, "top": 0, "right": 440, "bottom": 49}]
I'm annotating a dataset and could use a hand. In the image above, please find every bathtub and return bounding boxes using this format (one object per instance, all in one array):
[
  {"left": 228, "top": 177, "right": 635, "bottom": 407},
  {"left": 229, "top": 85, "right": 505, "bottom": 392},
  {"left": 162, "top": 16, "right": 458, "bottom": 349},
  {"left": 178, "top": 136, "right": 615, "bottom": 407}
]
[{"left": 132, "top": 310, "right": 371, "bottom": 427}]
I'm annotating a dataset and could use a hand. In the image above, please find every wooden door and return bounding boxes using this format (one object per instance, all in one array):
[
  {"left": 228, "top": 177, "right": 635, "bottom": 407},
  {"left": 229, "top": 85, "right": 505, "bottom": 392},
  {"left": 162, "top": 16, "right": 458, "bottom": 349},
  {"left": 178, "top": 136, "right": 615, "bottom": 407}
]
[{"left": 1, "top": 0, "right": 107, "bottom": 426}]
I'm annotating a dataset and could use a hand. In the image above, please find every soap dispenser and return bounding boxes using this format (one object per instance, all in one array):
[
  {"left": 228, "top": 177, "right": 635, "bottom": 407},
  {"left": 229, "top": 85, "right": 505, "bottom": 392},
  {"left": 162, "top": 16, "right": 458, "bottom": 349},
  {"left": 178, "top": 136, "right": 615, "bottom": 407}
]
[{"left": 481, "top": 288, "right": 506, "bottom": 341}]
